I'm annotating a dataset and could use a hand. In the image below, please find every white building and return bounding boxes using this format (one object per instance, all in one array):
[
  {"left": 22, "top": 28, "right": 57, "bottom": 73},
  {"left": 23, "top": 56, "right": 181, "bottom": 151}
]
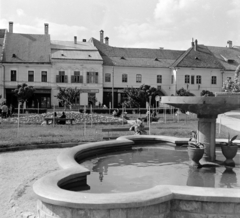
[
  {"left": 91, "top": 32, "right": 240, "bottom": 107},
  {"left": 0, "top": 23, "right": 240, "bottom": 110},
  {"left": 0, "top": 22, "right": 103, "bottom": 110}
]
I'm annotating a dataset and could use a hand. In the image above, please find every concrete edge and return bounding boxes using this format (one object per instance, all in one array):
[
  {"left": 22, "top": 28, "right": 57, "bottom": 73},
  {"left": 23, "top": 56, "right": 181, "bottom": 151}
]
[{"left": 33, "top": 136, "right": 240, "bottom": 210}]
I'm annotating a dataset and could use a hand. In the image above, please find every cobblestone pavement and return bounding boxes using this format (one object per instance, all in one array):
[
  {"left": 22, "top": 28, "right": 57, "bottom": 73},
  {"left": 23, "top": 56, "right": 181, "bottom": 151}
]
[{"left": 0, "top": 148, "right": 65, "bottom": 218}]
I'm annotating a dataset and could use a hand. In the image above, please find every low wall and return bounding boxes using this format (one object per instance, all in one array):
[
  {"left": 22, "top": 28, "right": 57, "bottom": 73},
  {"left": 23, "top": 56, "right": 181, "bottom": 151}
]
[
  {"left": 37, "top": 199, "right": 240, "bottom": 218},
  {"left": 34, "top": 136, "right": 240, "bottom": 218}
]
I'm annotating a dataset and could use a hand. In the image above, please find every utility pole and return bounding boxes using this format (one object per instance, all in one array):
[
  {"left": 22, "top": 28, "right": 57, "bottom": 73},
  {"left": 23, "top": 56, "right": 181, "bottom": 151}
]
[{"left": 112, "top": 66, "right": 114, "bottom": 109}]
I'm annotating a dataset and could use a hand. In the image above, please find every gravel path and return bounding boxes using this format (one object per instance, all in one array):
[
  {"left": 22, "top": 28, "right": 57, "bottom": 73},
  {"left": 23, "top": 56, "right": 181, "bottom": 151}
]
[{"left": 0, "top": 148, "right": 66, "bottom": 218}]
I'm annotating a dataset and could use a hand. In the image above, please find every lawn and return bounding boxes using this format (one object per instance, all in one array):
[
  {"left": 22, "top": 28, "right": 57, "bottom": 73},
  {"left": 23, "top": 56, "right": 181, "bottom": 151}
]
[{"left": 0, "top": 112, "right": 238, "bottom": 148}]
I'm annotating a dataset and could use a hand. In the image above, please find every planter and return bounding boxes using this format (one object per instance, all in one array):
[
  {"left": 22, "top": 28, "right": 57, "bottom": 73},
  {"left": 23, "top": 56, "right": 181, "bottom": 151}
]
[
  {"left": 188, "top": 147, "right": 204, "bottom": 168},
  {"left": 221, "top": 145, "right": 238, "bottom": 167}
]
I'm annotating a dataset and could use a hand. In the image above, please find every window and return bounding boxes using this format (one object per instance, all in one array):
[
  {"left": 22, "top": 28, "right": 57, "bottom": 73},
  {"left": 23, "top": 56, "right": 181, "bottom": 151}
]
[
  {"left": 28, "top": 71, "right": 34, "bottom": 82},
  {"left": 157, "top": 85, "right": 161, "bottom": 90},
  {"left": 56, "top": 71, "right": 67, "bottom": 83},
  {"left": 41, "top": 71, "right": 47, "bottom": 82},
  {"left": 196, "top": 75, "right": 201, "bottom": 84},
  {"left": 71, "top": 71, "right": 83, "bottom": 83},
  {"left": 211, "top": 76, "right": 217, "bottom": 84},
  {"left": 105, "top": 73, "right": 111, "bottom": 82},
  {"left": 157, "top": 75, "right": 162, "bottom": 83},
  {"left": 122, "top": 74, "right": 128, "bottom": 83},
  {"left": 87, "top": 72, "right": 98, "bottom": 83},
  {"left": 171, "top": 75, "right": 174, "bottom": 84},
  {"left": 185, "top": 75, "right": 190, "bottom": 83},
  {"left": 191, "top": 75, "right": 195, "bottom": 84},
  {"left": 11, "top": 70, "right": 17, "bottom": 81},
  {"left": 136, "top": 74, "right": 142, "bottom": 83}
]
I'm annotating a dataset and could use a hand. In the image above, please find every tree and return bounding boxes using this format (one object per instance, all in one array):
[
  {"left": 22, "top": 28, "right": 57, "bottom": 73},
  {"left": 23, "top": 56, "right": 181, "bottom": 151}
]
[
  {"left": 12, "top": 83, "right": 35, "bottom": 104},
  {"left": 176, "top": 88, "right": 195, "bottom": 96},
  {"left": 56, "top": 87, "right": 81, "bottom": 109},
  {"left": 12, "top": 83, "right": 35, "bottom": 131},
  {"left": 200, "top": 90, "right": 214, "bottom": 96},
  {"left": 123, "top": 84, "right": 164, "bottom": 108}
]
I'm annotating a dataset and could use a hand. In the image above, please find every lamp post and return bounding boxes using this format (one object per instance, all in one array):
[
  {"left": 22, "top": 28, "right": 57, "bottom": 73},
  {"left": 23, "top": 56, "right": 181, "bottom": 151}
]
[
  {"left": 148, "top": 96, "right": 152, "bottom": 135},
  {"left": 112, "top": 66, "right": 114, "bottom": 109}
]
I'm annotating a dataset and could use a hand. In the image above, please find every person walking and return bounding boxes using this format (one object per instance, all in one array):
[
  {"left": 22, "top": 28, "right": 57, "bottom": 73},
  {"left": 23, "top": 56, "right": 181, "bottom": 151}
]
[{"left": 1, "top": 104, "right": 8, "bottom": 119}]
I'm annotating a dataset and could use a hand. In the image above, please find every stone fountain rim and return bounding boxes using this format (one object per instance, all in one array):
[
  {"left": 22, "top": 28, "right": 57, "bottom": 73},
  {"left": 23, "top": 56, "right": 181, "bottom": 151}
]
[{"left": 33, "top": 135, "right": 240, "bottom": 209}]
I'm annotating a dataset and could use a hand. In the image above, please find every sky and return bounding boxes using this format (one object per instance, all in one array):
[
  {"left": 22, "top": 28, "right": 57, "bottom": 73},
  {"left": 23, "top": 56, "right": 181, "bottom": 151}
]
[{"left": 0, "top": 0, "right": 240, "bottom": 50}]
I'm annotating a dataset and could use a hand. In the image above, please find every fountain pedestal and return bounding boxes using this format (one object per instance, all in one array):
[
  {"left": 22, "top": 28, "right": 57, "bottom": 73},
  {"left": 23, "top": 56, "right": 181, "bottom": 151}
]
[
  {"left": 197, "top": 115, "right": 217, "bottom": 162},
  {"left": 161, "top": 95, "right": 240, "bottom": 163}
]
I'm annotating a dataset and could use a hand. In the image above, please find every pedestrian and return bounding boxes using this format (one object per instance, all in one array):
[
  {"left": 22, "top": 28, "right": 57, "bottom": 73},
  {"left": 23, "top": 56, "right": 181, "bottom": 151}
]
[
  {"left": 8, "top": 104, "right": 13, "bottom": 117},
  {"left": 1, "top": 104, "right": 8, "bottom": 119}
]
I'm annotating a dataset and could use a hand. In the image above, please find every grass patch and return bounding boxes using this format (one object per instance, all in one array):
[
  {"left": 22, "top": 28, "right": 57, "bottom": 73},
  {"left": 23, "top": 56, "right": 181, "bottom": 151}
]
[{"left": 0, "top": 113, "right": 239, "bottom": 148}]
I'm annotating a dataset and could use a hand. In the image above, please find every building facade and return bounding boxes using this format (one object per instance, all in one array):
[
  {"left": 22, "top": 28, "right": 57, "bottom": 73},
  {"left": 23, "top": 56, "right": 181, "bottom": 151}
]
[{"left": 0, "top": 23, "right": 240, "bottom": 110}]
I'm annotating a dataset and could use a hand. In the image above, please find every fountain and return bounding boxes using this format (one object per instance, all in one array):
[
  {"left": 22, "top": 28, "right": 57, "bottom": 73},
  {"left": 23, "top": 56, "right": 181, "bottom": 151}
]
[{"left": 161, "top": 94, "right": 240, "bottom": 162}]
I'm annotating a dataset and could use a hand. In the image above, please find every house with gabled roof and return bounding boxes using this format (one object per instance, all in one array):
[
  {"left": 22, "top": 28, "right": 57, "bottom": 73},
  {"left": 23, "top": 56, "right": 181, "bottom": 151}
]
[
  {"left": 90, "top": 30, "right": 184, "bottom": 107},
  {"left": 50, "top": 37, "right": 103, "bottom": 107},
  {"left": 170, "top": 39, "right": 240, "bottom": 96},
  {"left": 0, "top": 22, "right": 103, "bottom": 110},
  {"left": 0, "top": 22, "right": 52, "bottom": 110}
]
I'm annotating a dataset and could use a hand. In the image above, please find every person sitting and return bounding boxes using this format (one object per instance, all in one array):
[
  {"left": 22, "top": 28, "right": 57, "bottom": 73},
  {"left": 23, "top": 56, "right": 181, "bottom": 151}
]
[
  {"left": 58, "top": 112, "right": 66, "bottom": 124},
  {"left": 112, "top": 110, "right": 117, "bottom": 117},
  {"left": 122, "top": 112, "right": 130, "bottom": 120},
  {"left": 116, "top": 108, "right": 122, "bottom": 117},
  {"left": 188, "top": 131, "right": 204, "bottom": 149},
  {"left": 151, "top": 111, "right": 157, "bottom": 118}
]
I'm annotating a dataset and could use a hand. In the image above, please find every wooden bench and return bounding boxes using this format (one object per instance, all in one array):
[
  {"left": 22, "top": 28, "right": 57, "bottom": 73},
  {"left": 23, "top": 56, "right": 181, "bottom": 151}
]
[
  {"left": 44, "top": 118, "right": 75, "bottom": 125},
  {"left": 102, "top": 127, "right": 149, "bottom": 140}
]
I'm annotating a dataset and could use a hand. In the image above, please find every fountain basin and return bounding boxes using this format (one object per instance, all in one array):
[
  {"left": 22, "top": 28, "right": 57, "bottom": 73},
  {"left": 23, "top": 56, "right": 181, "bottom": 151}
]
[
  {"left": 161, "top": 96, "right": 240, "bottom": 115},
  {"left": 33, "top": 136, "right": 240, "bottom": 218}
]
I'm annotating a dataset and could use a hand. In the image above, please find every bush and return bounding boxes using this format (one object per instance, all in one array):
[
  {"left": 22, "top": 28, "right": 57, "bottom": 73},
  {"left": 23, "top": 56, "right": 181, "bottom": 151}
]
[
  {"left": 176, "top": 88, "right": 195, "bottom": 96},
  {"left": 200, "top": 90, "right": 214, "bottom": 96}
]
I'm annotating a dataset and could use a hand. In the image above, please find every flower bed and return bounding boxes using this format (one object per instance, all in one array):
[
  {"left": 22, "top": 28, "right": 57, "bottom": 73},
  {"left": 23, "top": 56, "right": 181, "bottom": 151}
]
[{"left": 5, "top": 112, "right": 125, "bottom": 125}]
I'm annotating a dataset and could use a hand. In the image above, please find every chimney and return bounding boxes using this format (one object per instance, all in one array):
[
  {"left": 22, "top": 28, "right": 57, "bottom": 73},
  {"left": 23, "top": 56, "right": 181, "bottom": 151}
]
[
  {"left": 9, "top": 22, "right": 13, "bottom": 33},
  {"left": 44, "top": 23, "right": 49, "bottom": 35},
  {"left": 194, "top": 39, "right": 198, "bottom": 51},
  {"left": 74, "top": 36, "right": 77, "bottom": 44},
  {"left": 104, "top": 37, "right": 109, "bottom": 45},
  {"left": 100, "top": 30, "right": 104, "bottom": 43},
  {"left": 227, "top": 40, "right": 232, "bottom": 48},
  {"left": 191, "top": 38, "right": 194, "bottom": 47}
]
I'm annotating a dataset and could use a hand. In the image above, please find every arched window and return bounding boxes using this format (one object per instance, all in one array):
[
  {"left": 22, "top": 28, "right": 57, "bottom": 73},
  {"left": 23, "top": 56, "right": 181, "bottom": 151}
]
[
  {"left": 157, "top": 75, "right": 162, "bottom": 83},
  {"left": 136, "top": 74, "right": 142, "bottom": 83},
  {"left": 122, "top": 74, "right": 128, "bottom": 83},
  {"left": 105, "top": 73, "right": 111, "bottom": 82},
  {"left": 185, "top": 75, "right": 190, "bottom": 83}
]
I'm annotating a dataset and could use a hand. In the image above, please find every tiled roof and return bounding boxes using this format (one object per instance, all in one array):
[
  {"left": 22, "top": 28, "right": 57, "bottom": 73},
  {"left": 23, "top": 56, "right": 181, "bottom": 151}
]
[
  {"left": 51, "top": 40, "right": 98, "bottom": 51},
  {"left": 91, "top": 38, "right": 184, "bottom": 67},
  {"left": 207, "top": 46, "right": 240, "bottom": 71},
  {"left": 51, "top": 49, "right": 102, "bottom": 60},
  {"left": 0, "top": 29, "right": 6, "bottom": 38},
  {"left": 51, "top": 40, "right": 102, "bottom": 61},
  {"left": 171, "top": 45, "right": 224, "bottom": 69},
  {"left": 3, "top": 33, "right": 51, "bottom": 63}
]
